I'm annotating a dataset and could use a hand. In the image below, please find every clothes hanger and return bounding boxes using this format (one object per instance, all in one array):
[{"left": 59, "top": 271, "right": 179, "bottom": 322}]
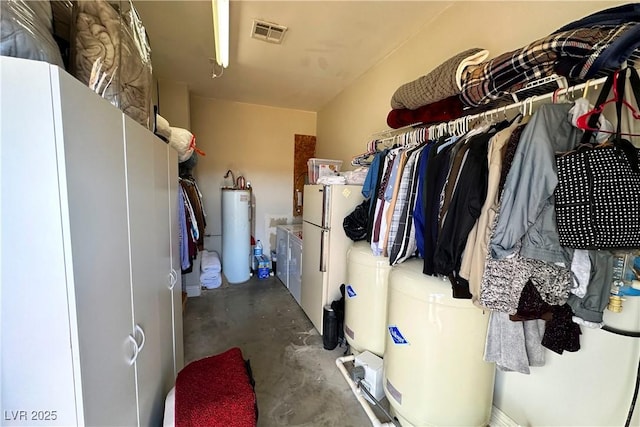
[
  {"left": 524, "top": 96, "right": 536, "bottom": 117},
  {"left": 351, "top": 139, "right": 379, "bottom": 165},
  {"left": 458, "top": 118, "right": 466, "bottom": 136},
  {"left": 582, "top": 79, "right": 593, "bottom": 99},
  {"left": 420, "top": 128, "right": 427, "bottom": 145},
  {"left": 576, "top": 69, "right": 640, "bottom": 135},
  {"left": 428, "top": 123, "right": 437, "bottom": 140},
  {"left": 464, "top": 116, "right": 472, "bottom": 134},
  {"left": 452, "top": 119, "right": 460, "bottom": 136},
  {"left": 552, "top": 87, "right": 564, "bottom": 103}
]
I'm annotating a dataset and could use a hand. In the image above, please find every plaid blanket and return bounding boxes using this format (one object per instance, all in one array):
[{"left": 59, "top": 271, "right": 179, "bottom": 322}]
[
  {"left": 460, "top": 23, "right": 640, "bottom": 107},
  {"left": 554, "top": 3, "right": 640, "bottom": 33}
]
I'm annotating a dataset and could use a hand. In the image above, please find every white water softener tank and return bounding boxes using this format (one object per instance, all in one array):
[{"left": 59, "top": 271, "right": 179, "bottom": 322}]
[
  {"left": 344, "top": 241, "right": 392, "bottom": 357},
  {"left": 384, "top": 259, "right": 494, "bottom": 427},
  {"left": 221, "top": 189, "right": 250, "bottom": 284}
]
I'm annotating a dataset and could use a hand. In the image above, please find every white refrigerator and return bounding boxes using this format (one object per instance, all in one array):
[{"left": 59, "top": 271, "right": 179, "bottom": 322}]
[{"left": 302, "top": 184, "right": 364, "bottom": 334}]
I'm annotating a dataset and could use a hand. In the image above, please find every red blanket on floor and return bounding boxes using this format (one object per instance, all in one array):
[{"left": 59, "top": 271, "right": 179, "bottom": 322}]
[{"left": 175, "top": 347, "right": 257, "bottom": 427}]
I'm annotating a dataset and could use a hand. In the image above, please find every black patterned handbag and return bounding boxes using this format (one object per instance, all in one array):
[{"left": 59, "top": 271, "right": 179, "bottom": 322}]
[{"left": 554, "top": 68, "right": 640, "bottom": 249}]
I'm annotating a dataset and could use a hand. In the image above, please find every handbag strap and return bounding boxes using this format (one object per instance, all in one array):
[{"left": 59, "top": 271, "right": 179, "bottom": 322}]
[
  {"left": 615, "top": 69, "right": 625, "bottom": 140},
  {"left": 579, "top": 71, "right": 617, "bottom": 145},
  {"left": 579, "top": 68, "right": 640, "bottom": 145},
  {"left": 614, "top": 68, "right": 640, "bottom": 173}
]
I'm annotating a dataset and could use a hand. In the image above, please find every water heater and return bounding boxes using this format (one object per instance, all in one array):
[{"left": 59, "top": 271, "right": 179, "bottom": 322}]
[{"left": 221, "top": 189, "right": 250, "bottom": 283}]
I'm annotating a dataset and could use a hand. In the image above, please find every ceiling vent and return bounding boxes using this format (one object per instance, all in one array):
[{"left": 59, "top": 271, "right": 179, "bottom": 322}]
[{"left": 251, "top": 19, "right": 287, "bottom": 44}]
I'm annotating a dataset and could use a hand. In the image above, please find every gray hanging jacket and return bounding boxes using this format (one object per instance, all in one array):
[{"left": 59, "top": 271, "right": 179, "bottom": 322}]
[{"left": 490, "top": 103, "right": 581, "bottom": 266}]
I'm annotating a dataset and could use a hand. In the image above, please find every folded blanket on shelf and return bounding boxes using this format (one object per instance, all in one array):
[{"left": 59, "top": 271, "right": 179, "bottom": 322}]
[
  {"left": 73, "top": 2, "right": 120, "bottom": 88},
  {"left": 72, "top": 0, "right": 152, "bottom": 128},
  {"left": 555, "top": 23, "right": 640, "bottom": 80},
  {"left": 460, "top": 23, "right": 640, "bottom": 107},
  {"left": 391, "top": 48, "right": 488, "bottom": 110},
  {"left": 386, "top": 95, "right": 464, "bottom": 129},
  {"left": 1, "top": 0, "right": 64, "bottom": 67},
  {"left": 554, "top": 3, "right": 640, "bottom": 32}
]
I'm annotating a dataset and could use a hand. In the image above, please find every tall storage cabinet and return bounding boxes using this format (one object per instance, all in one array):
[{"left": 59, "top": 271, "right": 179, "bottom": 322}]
[{"left": 0, "top": 57, "right": 183, "bottom": 426}]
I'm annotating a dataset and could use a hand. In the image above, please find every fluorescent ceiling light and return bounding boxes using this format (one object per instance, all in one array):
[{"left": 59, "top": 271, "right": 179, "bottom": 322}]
[{"left": 212, "top": 0, "right": 229, "bottom": 68}]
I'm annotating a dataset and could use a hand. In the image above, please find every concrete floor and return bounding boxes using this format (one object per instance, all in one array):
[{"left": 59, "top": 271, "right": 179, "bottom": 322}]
[{"left": 182, "top": 275, "right": 377, "bottom": 427}]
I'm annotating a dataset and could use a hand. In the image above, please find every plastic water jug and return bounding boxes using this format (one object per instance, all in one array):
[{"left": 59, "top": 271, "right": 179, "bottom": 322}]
[{"left": 254, "top": 240, "right": 263, "bottom": 257}]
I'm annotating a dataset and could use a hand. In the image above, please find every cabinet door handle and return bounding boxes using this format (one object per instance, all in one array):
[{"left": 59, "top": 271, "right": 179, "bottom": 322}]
[
  {"left": 135, "top": 324, "right": 146, "bottom": 352},
  {"left": 168, "top": 269, "right": 177, "bottom": 290},
  {"left": 127, "top": 334, "right": 139, "bottom": 366}
]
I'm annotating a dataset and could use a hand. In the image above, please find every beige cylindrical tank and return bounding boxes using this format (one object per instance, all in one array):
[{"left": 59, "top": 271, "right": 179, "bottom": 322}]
[
  {"left": 384, "top": 259, "right": 494, "bottom": 427},
  {"left": 344, "top": 241, "right": 392, "bottom": 357}
]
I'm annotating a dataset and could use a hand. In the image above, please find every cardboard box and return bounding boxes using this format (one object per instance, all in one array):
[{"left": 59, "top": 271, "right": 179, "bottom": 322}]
[{"left": 255, "top": 255, "right": 270, "bottom": 279}]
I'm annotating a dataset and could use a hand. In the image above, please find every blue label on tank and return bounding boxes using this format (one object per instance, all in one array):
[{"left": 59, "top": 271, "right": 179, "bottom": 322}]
[
  {"left": 388, "top": 325, "right": 409, "bottom": 345},
  {"left": 346, "top": 285, "right": 357, "bottom": 298}
]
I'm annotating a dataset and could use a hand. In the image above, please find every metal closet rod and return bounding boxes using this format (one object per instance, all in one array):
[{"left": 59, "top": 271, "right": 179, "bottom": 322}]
[{"left": 373, "top": 75, "right": 610, "bottom": 145}]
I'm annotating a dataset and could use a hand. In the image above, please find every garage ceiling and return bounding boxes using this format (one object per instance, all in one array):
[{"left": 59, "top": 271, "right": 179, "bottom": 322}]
[{"left": 133, "top": 1, "right": 453, "bottom": 111}]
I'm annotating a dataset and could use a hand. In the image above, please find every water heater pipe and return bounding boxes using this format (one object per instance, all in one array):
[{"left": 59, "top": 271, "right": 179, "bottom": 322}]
[{"left": 336, "top": 355, "right": 396, "bottom": 427}]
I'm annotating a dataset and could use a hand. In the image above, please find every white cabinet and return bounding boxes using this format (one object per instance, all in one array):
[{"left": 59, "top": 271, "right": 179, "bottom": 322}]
[
  {"left": 168, "top": 153, "right": 185, "bottom": 379},
  {"left": 276, "top": 226, "right": 290, "bottom": 287},
  {"left": 125, "top": 116, "right": 183, "bottom": 425},
  {"left": 0, "top": 57, "right": 182, "bottom": 426},
  {"left": 275, "top": 225, "right": 302, "bottom": 303},
  {"left": 288, "top": 233, "right": 303, "bottom": 305}
]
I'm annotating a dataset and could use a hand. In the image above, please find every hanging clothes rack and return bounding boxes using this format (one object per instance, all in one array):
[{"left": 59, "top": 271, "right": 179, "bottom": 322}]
[
  {"left": 370, "top": 74, "right": 612, "bottom": 150},
  {"left": 429, "top": 74, "right": 610, "bottom": 138}
]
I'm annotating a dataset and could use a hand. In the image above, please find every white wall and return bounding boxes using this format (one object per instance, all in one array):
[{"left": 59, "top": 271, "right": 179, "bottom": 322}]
[
  {"left": 189, "top": 96, "right": 316, "bottom": 261},
  {"left": 317, "top": 1, "right": 631, "bottom": 167},
  {"left": 157, "top": 79, "right": 191, "bottom": 129},
  {"left": 316, "top": 1, "right": 639, "bottom": 425}
]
